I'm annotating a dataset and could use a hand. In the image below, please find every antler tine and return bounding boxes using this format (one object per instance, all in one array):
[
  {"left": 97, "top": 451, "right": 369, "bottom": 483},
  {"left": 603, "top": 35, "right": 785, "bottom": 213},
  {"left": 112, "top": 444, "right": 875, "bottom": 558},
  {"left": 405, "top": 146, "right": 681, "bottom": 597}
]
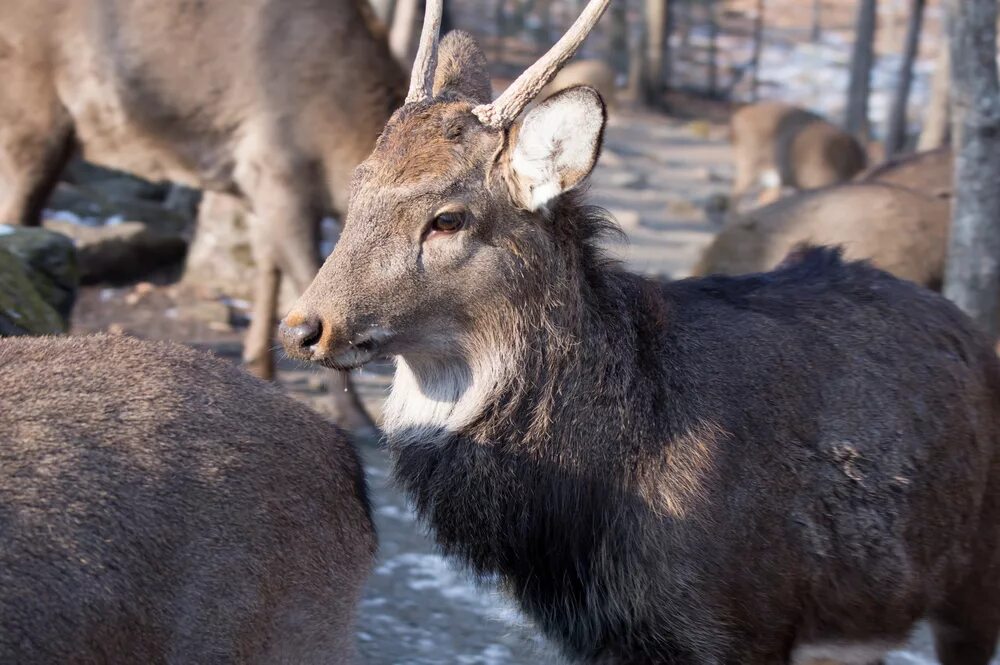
[
  {"left": 472, "top": 0, "right": 610, "bottom": 128},
  {"left": 405, "top": 0, "right": 444, "bottom": 104}
]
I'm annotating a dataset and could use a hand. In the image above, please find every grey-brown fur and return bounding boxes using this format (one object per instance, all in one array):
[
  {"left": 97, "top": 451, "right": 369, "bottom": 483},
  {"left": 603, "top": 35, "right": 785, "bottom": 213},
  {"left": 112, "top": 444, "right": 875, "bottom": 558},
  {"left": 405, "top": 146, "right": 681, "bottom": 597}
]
[
  {"left": 695, "top": 181, "right": 951, "bottom": 288},
  {"left": 0, "top": 335, "right": 375, "bottom": 664},
  {"left": 0, "top": 0, "right": 408, "bottom": 428},
  {"left": 731, "top": 101, "right": 868, "bottom": 206},
  {"left": 698, "top": 148, "right": 957, "bottom": 289},
  {"left": 857, "top": 146, "right": 954, "bottom": 199},
  {"left": 283, "top": 33, "right": 1000, "bottom": 664}
]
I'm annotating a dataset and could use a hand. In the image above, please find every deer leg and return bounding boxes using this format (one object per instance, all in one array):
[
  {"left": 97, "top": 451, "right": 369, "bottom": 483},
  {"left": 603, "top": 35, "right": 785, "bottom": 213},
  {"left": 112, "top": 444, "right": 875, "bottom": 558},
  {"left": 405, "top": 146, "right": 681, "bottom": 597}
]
[
  {"left": 0, "top": 81, "right": 74, "bottom": 226},
  {"left": 280, "top": 225, "right": 377, "bottom": 436},
  {"left": 243, "top": 241, "right": 281, "bottom": 381},
  {"left": 244, "top": 171, "right": 376, "bottom": 434}
]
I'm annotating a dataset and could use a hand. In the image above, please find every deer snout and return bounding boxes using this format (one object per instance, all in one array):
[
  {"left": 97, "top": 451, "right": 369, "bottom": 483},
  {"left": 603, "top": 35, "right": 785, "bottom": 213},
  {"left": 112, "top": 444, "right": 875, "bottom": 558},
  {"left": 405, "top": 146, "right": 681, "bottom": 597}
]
[
  {"left": 279, "top": 314, "right": 323, "bottom": 358},
  {"left": 279, "top": 311, "right": 390, "bottom": 370}
]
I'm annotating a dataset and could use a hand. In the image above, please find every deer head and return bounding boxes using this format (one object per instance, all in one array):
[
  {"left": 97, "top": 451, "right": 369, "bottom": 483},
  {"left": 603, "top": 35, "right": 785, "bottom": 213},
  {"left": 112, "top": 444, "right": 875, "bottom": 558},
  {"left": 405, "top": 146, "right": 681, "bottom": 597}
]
[{"left": 280, "top": 0, "right": 610, "bottom": 431}]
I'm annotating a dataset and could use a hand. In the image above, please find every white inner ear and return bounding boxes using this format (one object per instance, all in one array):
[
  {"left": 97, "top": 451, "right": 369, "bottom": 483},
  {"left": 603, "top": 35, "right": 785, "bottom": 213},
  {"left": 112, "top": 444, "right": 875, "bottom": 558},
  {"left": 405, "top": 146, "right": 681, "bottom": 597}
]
[{"left": 509, "top": 88, "right": 604, "bottom": 211}]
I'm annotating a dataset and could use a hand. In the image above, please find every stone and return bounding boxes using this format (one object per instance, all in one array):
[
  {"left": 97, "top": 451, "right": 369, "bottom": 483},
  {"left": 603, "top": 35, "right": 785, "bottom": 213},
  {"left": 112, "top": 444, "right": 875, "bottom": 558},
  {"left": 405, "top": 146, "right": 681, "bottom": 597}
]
[
  {"left": 0, "top": 225, "right": 78, "bottom": 324},
  {"left": 44, "top": 213, "right": 188, "bottom": 283},
  {"left": 0, "top": 246, "right": 65, "bottom": 336}
]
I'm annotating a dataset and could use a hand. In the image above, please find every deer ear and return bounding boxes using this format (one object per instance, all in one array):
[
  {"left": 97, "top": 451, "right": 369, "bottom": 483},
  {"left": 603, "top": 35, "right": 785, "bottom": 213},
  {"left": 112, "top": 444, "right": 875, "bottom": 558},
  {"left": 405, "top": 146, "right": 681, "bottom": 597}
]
[
  {"left": 433, "top": 31, "right": 492, "bottom": 103},
  {"left": 505, "top": 86, "right": 606, "bottom": 212}
]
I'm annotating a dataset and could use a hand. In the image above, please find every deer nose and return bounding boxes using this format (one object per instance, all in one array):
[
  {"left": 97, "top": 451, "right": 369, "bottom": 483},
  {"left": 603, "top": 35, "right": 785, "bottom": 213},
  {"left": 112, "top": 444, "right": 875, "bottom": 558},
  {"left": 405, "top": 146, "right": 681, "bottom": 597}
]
[{"left": 279, "top": 314, "right": 323, "bottom": 358}]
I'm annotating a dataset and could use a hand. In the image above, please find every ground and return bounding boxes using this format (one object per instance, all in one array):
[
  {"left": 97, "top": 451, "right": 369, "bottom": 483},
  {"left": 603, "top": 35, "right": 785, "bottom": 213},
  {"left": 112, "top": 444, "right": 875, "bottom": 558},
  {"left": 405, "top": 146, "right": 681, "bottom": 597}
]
[{"left": 67, "top": 105, "right": 996, "bottom": 664}]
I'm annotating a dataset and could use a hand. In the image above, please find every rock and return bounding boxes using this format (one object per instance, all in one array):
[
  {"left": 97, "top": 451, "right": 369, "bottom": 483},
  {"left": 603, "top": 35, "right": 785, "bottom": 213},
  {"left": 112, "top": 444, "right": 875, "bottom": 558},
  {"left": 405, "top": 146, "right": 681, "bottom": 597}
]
[
  {"left": 0, "top": 246, "right": 65, "bottom": 336},
  {"left": 0, "top": 225, "right": 78, "bottom": 323},
  {"left": 44, "top": 213, "right": 189, "bottom": 284},
  {"left": 61, "top": 160, "right": 170, "bottom": 203}
]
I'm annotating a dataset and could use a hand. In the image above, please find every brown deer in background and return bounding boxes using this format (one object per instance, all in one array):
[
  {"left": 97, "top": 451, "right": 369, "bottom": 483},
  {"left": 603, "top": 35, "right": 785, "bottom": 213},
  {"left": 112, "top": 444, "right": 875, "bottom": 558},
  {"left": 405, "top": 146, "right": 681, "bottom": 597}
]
[
  {"left": 0, "top": 0, "right": 409, "bottom": 430},
  {"left": 697, "top": 148, "right": 955, "bottom": 286},
  {"left": 280, "top": 2, "right": 1000, "bottom": 663},
  {"left": 730, "top": 101, "right": 868, "bottom": 208},
  {"left": 0, "top": 335, "right": 375, "bottom": 663}
]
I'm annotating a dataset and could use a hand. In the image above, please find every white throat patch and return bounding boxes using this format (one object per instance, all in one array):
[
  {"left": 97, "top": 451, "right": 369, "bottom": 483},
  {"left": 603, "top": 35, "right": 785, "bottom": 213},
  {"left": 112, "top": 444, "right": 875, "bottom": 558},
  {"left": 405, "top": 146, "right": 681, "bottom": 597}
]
[{"left": 383, "top": 351, "right": 508, "bottom": 443}]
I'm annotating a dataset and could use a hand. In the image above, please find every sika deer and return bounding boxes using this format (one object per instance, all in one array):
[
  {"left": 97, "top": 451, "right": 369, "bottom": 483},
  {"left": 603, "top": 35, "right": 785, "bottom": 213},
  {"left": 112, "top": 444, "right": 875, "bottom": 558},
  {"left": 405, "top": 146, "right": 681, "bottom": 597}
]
[
  {"left": 695, "top": 181, "right": 951, "bottom": 288},
  {"left": 697, "top": 147, "right": 956, "bottom": 285},
  {"left": 731, "top": 101, "right": 868, "bottom": 207},
  {"left": 0, "top": 0, "right": 409, "bottom": 430},
  {"left": 281, "top": 3, "right": 1000, "bottom": 663},
  {"left": 0, "top": 334, "right": 375, "bottom": 664},
  {"left": 857, "top": 146, "right": 954, "bottom": 199}
]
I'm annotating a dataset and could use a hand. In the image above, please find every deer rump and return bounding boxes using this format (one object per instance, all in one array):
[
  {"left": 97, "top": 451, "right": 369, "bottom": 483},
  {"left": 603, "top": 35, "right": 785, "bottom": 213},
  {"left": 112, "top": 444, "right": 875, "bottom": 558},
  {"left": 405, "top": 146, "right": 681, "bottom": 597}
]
[{"left": 0, "top": 335, "right": 375, "bottom": 663}]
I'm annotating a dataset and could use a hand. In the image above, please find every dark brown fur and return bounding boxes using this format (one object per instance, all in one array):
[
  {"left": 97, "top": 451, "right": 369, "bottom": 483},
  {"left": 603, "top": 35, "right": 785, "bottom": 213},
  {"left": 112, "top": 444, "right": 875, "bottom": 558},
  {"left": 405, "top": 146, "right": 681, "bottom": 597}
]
[
  {"left": 283, "top": 36, "right": 1000, "bottom": 665},
  {"left": 0, "top": 335, "right": 375, "bottom": 664}
]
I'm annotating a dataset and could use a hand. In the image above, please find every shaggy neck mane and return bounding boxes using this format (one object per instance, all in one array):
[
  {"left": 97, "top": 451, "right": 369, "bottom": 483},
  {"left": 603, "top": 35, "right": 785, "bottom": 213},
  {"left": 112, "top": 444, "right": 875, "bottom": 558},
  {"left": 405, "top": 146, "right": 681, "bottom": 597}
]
[{"left": 383, "top": 194, "right": 712, "bottom": 660}]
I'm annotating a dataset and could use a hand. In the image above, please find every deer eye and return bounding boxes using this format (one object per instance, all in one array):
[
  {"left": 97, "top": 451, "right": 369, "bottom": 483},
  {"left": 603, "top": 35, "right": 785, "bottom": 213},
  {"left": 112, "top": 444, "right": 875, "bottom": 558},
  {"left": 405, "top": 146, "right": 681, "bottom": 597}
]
[{"left": 429, "top": 211, "right": 466, "bottom": 235}]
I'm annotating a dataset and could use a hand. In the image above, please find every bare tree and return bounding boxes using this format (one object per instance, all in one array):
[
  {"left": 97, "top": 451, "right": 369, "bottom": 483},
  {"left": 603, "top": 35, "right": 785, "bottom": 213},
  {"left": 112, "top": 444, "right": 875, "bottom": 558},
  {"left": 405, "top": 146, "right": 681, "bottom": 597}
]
[
  {"left": 750, "top": 0, "right": 766, "bottom": 101},
  {"left": 943, "top": 0, "right": 1000, "bottom": 336},
  {"left": 917, "top": 42, "right": 951, "bottom": 150},
  {"left": 390, "top": 0, "right": 453, "bottom": 64},
  {"left": 884, "top": 0, "right": 925, "bottom": 155},
  {"left": 371, "top": 0, "right": 397, "bottom": 23},
  {"left": 811, "top": 0, "right": 823, "bottom": 42},
  {"left": 707, "top": 0, "right": 719, "bottom": 97},
  {"left": 845, "top": 0, "right": 878, "bottom": 139},
  {"left": 642, "top": 0, "right": 671, "bottom": 104},
  {"left": 609, "top": 0, "right": 630, "bottom": 77},
  {"left": 389, "top": 0, "right": 421, "bottom": 63}
]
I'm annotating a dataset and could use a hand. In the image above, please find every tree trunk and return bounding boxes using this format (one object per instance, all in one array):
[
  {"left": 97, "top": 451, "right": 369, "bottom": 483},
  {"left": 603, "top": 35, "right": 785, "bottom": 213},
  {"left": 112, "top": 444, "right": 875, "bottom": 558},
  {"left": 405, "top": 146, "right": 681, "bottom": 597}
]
[
  {"left": 884, "top": 0, "right": 925, "bottom": 155},
  {"left": 845, "top": 0, "right": 878, "bottom": 139},
  {"left": 750, "top": 0, "right": 766, "bottom": 101},
  {"left": 609, "top": 0, "right": 630, "bottom": 78},
  {"left": 643, "top": 0, "right": 668, "bottom": 105},
  {"left": 388, "top": 0, "right": 420, "bottom": 65},
  {"left": 942, "top": 0, "right": 1000, "bottom": 337},
  {"left": 370, "top": 0, "right": 396, "bottom": 24},
  {"left": 917, "top": 42, "right": 951, "bottom": 150},
  {"left": 811, "top": 0, "right": 822, "bottom": 42},
  {"left": 707, "top": 0, "right": 719, "bottom": 97}
]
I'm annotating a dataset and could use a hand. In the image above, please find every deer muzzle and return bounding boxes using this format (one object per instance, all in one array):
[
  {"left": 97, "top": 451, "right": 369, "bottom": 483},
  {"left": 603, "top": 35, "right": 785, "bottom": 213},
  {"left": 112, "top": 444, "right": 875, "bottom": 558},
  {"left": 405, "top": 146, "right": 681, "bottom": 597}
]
[{"left": 279, "top": 311, "right": 392, "bottom": 370}]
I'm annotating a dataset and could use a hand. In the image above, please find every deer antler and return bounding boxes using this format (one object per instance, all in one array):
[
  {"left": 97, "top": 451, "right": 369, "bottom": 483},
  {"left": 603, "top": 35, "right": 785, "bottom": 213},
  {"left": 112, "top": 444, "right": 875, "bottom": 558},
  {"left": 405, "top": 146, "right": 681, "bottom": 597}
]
[
  {"left": 472, "top": 0, "right": 610, "bottom": 129},
  {"left": 405, "top": 0, "right": 444, "bottom": 104}
]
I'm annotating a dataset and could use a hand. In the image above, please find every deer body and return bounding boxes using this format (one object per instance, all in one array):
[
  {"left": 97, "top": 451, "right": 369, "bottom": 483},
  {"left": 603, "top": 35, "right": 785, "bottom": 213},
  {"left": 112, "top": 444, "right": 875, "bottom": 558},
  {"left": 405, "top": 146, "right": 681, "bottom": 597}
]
[
  {"left": 695, "top": 181, "right": 951, "bottom": 288},
  {"left": 730, "top": 102, "right": 867, "bottom": 206},
  {"left": 0, "top": 335, "right": 375, "bottom": 663},
  {"left": 281, "top": 11, "right": 1000, "bottom": 664},
  {"left": 698, "top": 148, "right": 956, "bottom": 287},
  {"left": 0, "top": 0, "right": 407, "bottom": 428}
]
